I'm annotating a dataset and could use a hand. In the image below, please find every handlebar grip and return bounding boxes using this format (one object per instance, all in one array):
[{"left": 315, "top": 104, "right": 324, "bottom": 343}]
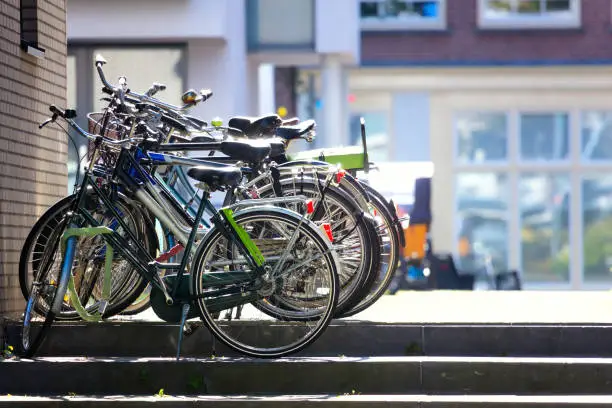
[
  {"left": 49, "top": 105, "right": 64, "bottom": 117},
  {"left": 96, "top": 64, "right": 112, "bottom": 89},
  {"left": 200, "top": 89, "right": 213, "bottom": 102}
]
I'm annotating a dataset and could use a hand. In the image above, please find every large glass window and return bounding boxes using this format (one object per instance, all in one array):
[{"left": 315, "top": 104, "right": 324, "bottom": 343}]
[
  {"left": 519, "top": 173, "right": 570, "bottom": 283},
  {"left": 360, "top": 0, "right": 446, "bottom": 30},
  {"left": 520, "top": 112, "right": 569, "bottom": 162},
  {"left": 581, "top": 112, "right": 612, "bottom": 161},
  {"left": 582, "top": 174, "right": 612, "bottom": 283},
  {"left": 455, "top": 112, "right": 507, "bottom": 164},
  {"left": 479, "top": 0, "right": 580, "bottom": 29},
  {"left": 456, "top": 172, "right": 509, "bottom": 272},
  {"left": 350, "top": 112, "right": 389, "bottom": 163}
]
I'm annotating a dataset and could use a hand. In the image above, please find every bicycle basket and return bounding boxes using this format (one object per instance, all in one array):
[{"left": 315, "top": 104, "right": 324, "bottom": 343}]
[{"left": 86, "top": 111, "right": 126, "bottom": 160}]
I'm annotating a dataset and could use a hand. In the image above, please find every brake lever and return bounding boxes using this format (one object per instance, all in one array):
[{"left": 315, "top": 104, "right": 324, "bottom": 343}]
[{"left": 39, "top": 113, "right": 58, "bottom": 129}]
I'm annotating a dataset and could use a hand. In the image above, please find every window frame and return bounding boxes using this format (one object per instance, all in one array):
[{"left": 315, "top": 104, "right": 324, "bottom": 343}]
[
  {"left": 359, "top": 0, "right": 447, "bottom": 31},
  {"left": 477, "top": 0, "right": 581, "bottom": 30}
]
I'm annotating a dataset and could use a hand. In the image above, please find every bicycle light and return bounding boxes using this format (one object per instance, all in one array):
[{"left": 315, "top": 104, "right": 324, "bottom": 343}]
[
  {"left": 305, "top": 199, "right": 315, "bottom": 214},
  {"left": 321, "top": 223, "right": 333, "bottom": 243},
  {"left": 335, "top": 169, "right": 346, "bottom": 184}
]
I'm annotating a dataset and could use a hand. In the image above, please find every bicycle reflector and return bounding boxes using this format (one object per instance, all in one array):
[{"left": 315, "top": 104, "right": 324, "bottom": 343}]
[
  {"left": 305, "top": 199, "right": 315, "bottom": 214},
  {"left": 321, "top": 223, "right": 334, "bottom": 243},
  {"left": 335, "top": 169, "right": 346, "bottom": 184}
]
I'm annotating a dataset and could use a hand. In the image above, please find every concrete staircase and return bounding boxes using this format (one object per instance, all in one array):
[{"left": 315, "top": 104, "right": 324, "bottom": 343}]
[{"left": 2, "top": 321, "right": 612, "bottom": 406}]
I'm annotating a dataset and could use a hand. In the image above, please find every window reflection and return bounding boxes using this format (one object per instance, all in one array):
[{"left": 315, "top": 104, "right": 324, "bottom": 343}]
[
  {"left": 360, "top": 0, "right": 440, "bottom": 20},
  {"left": 519, "top": 173, "right": 570, "bottom": 283},
  {"left": 520, "top": 113, "right": 569, "bottom": 161},
  {"left": 456, "top": 172, "right": 509, "bottom": 272},
  {"left": 583, "top": 174, "right": 612, "bottom": 282},
  {"left": 455, "top": 112, "right": 507, "bottom": 163},
  {"left": 581, "top": 112, "right": 612, "bottom": 161}
]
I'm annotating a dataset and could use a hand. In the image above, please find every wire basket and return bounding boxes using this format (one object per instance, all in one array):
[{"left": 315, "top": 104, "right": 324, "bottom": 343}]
[{"left": 86, "top": 111, "right": 125, "bottom": 160}]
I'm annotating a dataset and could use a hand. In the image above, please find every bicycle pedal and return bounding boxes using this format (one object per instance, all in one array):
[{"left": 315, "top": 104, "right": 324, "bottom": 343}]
[{"left": 183, "top": 322, "right": 198, "bottom": 336}]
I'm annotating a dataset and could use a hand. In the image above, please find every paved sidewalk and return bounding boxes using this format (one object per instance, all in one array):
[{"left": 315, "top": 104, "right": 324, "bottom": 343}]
[{"left": 119, "top": 290, "right": 612, "bottom": 324}]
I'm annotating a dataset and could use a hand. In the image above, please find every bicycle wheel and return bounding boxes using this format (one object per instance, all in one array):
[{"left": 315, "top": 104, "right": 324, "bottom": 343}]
[
  {"left": 253, "top": 176, "right": 381, "bottom": 317},
  {"left": 19, "top": 193, "right": 155, "bottom": 320},
  {"left": 19, "top": 231, "right": 75, "bottom": 358},
  {"left": 337, "top": 182, "right": 401, "bottom": 317},
  {"left": 191, "top": 207, "right": 339, "bottom": 358}
]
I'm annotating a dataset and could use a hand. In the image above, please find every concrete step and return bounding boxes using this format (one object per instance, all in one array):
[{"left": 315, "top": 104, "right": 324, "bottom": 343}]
[
  {"left": 4, "top": 320, "right": 612, "bottom": 358},
  {"left": 2, "top": 356, "right": 612, "bottom": 396},
  {"left": 2, "top": 395, "right": 612, "bottom": 407}
]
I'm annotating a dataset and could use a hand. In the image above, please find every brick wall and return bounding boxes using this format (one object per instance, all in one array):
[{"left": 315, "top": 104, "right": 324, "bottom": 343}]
[
  {"left": 362, "top": 0, "right": 612, "bottom": 65},
  {"left": 0, "top": 0, "right": 67, "bottom": 317}
]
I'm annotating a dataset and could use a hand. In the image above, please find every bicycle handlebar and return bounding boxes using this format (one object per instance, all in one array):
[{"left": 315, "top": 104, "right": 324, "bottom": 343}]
[{"left": 94, "top": 53, "right": 209, "bottom": 114}]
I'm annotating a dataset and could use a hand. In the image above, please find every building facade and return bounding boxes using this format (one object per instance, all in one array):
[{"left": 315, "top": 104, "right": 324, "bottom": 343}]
[
  {"left": 0, "top": 0, "right": 68, "bottom": 315},
  {"left": 331, "top": 0, "right": 612, "bottom": 289}
]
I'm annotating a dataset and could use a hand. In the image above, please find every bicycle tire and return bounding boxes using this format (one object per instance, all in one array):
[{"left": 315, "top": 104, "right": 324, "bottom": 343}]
[
  {"left": 19, "top": 194, "right": 155, "bottom": 320},
  {"left": 19, "top": 232, "right": 74, "bottom": 358},
  {"left": 190, "top": 207, "right": 340, "bottom": 358},
  {"left": 337, "top": 182, "right": 401, "bottom": 318}
]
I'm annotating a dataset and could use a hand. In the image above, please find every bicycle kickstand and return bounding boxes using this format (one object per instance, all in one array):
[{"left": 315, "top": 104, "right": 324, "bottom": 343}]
[{"left": 176, "top": 303, "right": 191, "bottom": 361}]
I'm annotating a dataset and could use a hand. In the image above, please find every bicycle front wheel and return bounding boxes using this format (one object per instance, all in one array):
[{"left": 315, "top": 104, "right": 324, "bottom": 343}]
[
  {"left": 190, "top": 207, "right": 340, "bottom": 358},
  {"left": 20, "top": 233, "right": 75, "bottom": 358}
]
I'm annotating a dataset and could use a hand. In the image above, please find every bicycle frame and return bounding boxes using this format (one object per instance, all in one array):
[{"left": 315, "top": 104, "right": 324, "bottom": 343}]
[{"left": 60, "top": 142, "right": 268, "bottom": 310}]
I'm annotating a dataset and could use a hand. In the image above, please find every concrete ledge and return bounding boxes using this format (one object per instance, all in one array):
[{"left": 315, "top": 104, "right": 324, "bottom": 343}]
[
  {"left": 5, "top": 321, "right": 612, "bottom": 358},
  {"left": 2, "top": 356, "right": 612, "bottom": 396},
  {"left": 2, "top": 394, "right": 612, "bottom": 407}
]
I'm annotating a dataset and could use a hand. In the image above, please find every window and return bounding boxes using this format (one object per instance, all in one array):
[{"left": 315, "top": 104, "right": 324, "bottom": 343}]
[
  {"left": 519, "top": 112, "right": 569, "bottom": 162},
  {"left": 455, "top": 112, "right": 508, "bottom": 164},
  {"left": 581, "top": 112, "right": 612, "bottom": 162},
  {"left": 20, "top": 0, "right": 45, "bottom": 58},
  {"left": 478, "top": 0, "right": 580, "bottom": 29},
  {"left": 582, "top": 175, "right": 612, "bottom": 283},
  {"left": 519, "top": 173, "right": 570, "bottom": 283},
  {"left": 455, "top": 172, "right": 509, "bottom": 272},
  {"left": 350, "top": 112, "right": 389, "bottom": 162},
  {"left": 360, "top": 0, "right": 446, "bottom": 30}
]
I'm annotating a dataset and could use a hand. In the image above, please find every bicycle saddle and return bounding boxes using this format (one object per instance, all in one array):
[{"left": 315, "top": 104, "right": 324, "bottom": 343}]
[
  {"left": 228, "top": 114, "right": 282, "bottom": 138},
  {"left": 186, "top": 165, "right": 243, "bottom": 188}
]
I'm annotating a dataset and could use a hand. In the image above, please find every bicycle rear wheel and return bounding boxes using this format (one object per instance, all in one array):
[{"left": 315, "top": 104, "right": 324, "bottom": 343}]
[
  {"left": 19, "top": 194, "right": 154, "bottom": 320},
  {"left": 253, "top": 176, "right": 381, "bottom": 317},
  {"left": 191, "top": 207, "right": 339, "bottom": 358}
]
